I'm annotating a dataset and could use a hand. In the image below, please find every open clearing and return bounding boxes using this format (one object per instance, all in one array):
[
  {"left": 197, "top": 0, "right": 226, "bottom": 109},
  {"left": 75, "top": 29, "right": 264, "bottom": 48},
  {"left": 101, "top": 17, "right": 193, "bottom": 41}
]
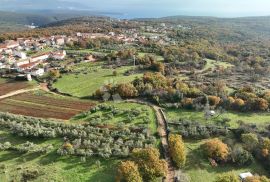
[
  {"left": 72, "top": 101, "right": 158, "bottom": 133},
  {"left": 53, "top": 64, "right": 142, "bottom": 98},
  {"left": 184, "top": 140, "right": 267, "bottom": 182},
  {"left": 0, "top": 91, "right": 95, "bottom": 120},
  {"left": 165, "top": 108, "right": 270, "bottom": 128}
]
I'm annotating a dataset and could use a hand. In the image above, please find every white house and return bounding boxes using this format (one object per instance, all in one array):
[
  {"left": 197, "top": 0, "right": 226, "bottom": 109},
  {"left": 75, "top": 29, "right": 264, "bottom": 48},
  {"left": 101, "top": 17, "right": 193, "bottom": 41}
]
[
  {"left": 55, "top": 37, "right": 65, "bottom": 46},
  {"left": 14, "top": 59, "right": 30, "bottom": 67},
  {"left": 31, "top": 52, "right": 50, "bottom": 62},
  {"left": 30, "top": 68, "right": 44, "bottom": 76},
  {"left": 17, "top": 61, "right": 39, "bottom": 72},
  {"left": 13, "top": 50, "right": 27, "bottom": 59},
  {"left": 51, "top": 50, "right": 66, "bottom": 60}
]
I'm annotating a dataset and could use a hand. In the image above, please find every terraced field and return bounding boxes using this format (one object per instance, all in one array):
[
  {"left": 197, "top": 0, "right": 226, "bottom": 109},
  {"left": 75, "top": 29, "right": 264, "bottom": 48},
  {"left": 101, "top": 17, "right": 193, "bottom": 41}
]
[
  {"left": 0, "top": 80, "right": 33, "bottom": 96},
  {"left": 0, "top": 92, "right": 95, "bottom": 120}
]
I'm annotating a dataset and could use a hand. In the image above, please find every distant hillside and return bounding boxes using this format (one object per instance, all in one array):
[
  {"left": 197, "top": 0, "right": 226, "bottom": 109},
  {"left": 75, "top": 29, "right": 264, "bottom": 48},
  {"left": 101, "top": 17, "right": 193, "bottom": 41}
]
[
  {"left": 0, "top": 10, "right": 112, "bottom": 33},
  {"left": 0, "top": 11, "right": 57, "bottom": 26},
  {"left": 134, "top": 15, "right": 270, "bottom": 42}
]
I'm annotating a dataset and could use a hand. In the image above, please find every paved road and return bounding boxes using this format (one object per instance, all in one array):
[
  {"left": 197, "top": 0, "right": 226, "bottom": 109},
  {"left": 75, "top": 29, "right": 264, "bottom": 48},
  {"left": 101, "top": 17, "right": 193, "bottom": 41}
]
[{"left": 127, "top": 99, "right": 176, "bottom": 182}]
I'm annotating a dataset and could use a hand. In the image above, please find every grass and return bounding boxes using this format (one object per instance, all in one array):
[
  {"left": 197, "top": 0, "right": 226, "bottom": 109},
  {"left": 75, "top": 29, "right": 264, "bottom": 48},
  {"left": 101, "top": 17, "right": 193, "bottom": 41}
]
[
  {"left": 165, "top": 108, "right": 270, "bottom": 128},
  {"left": 65, "top": 49, "right": 110, "bottom": 56},
  {"left": 203, "top": 59, "right": 233, "bottom": 71},
  {"left": 184, "top": 140, "right": 267, "bottom": 182},
  {"left": 72, "top": 101, "right": 158, "bottom": 133},
  {"left": 27, "top": 47, "right": 54, "bottom": 57},
  {"left": 53, "top": 64, "right": 142, "bottom": 98},
  {"left": 0, "top": 130, "right": 118, "bottom": 182},
  {"left": 138, "top": 52, "right": 164, "bottom": 62}
]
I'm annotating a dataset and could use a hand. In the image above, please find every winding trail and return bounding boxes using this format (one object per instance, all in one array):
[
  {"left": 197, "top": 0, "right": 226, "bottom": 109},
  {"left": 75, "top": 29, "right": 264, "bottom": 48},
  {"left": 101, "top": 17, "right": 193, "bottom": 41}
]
[{"left": 127, "top": 99, "right": 176, "bottom": 182}]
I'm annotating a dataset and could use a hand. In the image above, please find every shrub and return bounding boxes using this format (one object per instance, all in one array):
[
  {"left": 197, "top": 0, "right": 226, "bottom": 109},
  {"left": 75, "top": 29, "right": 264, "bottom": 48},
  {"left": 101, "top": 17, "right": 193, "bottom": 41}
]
[
  {"left": 208, "top": 96, "right": 221, "bottom": 106},
  {"left": 241, "top": 133, "right": 259, "bottom": 152},
  {"left": 201, "top": 138, "right": 229, "bottom": 162},
  {"left": 116, "top": 161, "right": 142, "bottom": 182},
  {"left": 215, "top": 172, "right": 240, "bottom": 182},
  {"left": 168, "top": 134, "right": 186, "bottom": 168},
  {"left": 117, "top": 83, "right": 138, "bottom": 98},
  {"left": 233, "top": 98, "right": 245, "bottom": 110},
  {"left": 182, "top": 98, "right": 194, "bottom": 109},
  {"left": 131, "top": 147, "right": 168, "bottom": 181},
  {"left": 231, "top": 145, "right": 253, "bottom": 166},
  {"left": 245, "top": 175, "right": 270, "bottom": 182}
]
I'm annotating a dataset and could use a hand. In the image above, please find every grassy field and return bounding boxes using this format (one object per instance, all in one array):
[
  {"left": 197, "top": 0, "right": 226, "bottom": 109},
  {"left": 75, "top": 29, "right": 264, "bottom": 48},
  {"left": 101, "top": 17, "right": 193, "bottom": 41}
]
[
  {"left": 65, "top": 49, "right": 110, "bottom": 56},
  {"left": 138, "top": 52, "right": 164, "bottom": 62},
  {"left": 53, "top": 64, "right": 142, "bottom": 98},
  {"left": 203, "top": 59, "right": 233, "bottom": 71},
  {"left": 184, "top": 140, "right": 267, "bottom": 182},
  {"left": 165, "top": 108, "right": 270, "bottom": 128},
  {"left": 72, "top": 101, "right": 158, "bottom": 133},
  {"left": 0, "top": 130, "right": 117, "bottom": 182}
]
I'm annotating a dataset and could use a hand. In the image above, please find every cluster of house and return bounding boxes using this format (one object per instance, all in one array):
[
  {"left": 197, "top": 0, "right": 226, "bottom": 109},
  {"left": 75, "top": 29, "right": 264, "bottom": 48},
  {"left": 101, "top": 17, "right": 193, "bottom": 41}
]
[{"left": 0, "top": 37, "right": 67, "bottom": 78}]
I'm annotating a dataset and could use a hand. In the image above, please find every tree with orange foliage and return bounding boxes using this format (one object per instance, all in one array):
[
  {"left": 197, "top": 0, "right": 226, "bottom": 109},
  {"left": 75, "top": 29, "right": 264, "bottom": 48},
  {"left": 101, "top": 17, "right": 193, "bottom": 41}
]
[
  {"left": 233, "top": 98, "right": 245, "bottom": 110},
  {"left": 208, "top": 96, "right": 221, "bottom": 106},
  {"left": 116, "top": 161, "right": 142, "bottom": 182},
  {"left": 201, "top": 138, "right": 229, "bottom": 162},
  {"left": 131, "top": 147, "right": 168, "bottom": 181},
  {"left": 117, "top": 83, "right": 138, "bottom": 98}
]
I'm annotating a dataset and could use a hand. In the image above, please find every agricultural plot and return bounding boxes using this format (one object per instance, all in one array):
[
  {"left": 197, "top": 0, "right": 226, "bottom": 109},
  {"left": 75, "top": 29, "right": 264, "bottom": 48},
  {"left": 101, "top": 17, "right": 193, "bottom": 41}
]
[
  {"left": 53, "top": 65, "right": 142, "bottom": 98},
  {"left": 0, "top": 92, "right": 95, "bottom": 120},
  {"left": 0, "top": 110, "right": 158, "bottom": 181},
  {"left": 0, "top": 80, "right": 34, "bottom": 96},
  {"left": 0, "top": 129, "right": 117, "bottom": 182},
  {"left": 72, "top": 102, "right": 157, "bottom": 133}
]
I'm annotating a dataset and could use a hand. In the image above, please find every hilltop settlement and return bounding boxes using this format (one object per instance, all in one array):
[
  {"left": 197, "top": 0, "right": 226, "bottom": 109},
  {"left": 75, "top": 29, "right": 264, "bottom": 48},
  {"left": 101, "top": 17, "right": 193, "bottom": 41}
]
[{"left": 0, "top": 17, "right": 270, "bottom": 182}]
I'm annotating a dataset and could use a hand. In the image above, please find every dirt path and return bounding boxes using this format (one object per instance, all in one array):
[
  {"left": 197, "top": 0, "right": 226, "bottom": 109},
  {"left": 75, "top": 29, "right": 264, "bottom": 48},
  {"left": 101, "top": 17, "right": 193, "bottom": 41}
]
[
  {"left": 127, "top": 99, "right": 175, "bottom": 182},
  {"left": 0, "top": 87, "right": 39, "bottom": 100}
]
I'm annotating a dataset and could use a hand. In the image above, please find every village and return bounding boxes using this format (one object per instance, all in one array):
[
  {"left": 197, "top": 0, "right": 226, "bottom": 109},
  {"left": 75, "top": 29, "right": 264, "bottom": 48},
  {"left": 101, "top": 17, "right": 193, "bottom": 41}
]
[{"left": 0, "top": 22, "right": 177, "bottom": 81}]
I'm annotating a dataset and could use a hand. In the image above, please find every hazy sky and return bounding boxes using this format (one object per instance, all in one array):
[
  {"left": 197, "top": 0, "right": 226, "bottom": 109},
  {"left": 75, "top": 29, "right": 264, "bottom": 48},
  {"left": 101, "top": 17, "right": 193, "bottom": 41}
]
[{"left": 68, "top": 0, "right": 270, "bottom": 18}]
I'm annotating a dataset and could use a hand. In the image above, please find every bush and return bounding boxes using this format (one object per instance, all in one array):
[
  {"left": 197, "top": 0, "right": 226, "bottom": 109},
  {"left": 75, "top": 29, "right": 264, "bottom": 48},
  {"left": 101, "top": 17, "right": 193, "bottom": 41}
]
[
  {"left": 22, "top": 169, "right": 40, "bottom": 182},
  {"left": 116, "top": 161, "right": 142, "bottom": 182},
  {"left": 182, "top": 98, "right": 194, "bottom": 109},
  {"left": 168, "top": 134, "right": 186, "bottom": 168},
  {"left": 245, "top": 175, "right": 270, "bottom": 182},
  {"left": 201, "top": 138, "right": 229, "bottom": 162},
  {"left": 231, "top": 145, "right": 253, "bottom": 166},
  {"left": 208, "top": 96, "right": 221, "bottom": 106},
  {"left": 241, "top": 133, "right": 259, "bottom": 152},
  {"left": 131, "top": 147, "right": 168, "bottom": 181},
  {"left": 215, "top": 172, "right": 240, "bottom": 182}
]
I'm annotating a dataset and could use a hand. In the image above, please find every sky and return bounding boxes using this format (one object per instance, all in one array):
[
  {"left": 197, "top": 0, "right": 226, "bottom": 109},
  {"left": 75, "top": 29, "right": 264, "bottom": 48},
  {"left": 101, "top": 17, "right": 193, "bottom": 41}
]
[
  {"left": 68, "top": 0, "right": 270, "bottom": 18},
  {"left": 1, "top": 0, "right": 270, "bottom": 18}
]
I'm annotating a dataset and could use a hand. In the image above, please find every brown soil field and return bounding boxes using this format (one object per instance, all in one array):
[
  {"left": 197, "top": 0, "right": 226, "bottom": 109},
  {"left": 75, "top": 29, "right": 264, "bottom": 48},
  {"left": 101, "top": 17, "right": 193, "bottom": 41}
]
[
  {"left": 0, "top": 81, "right": 30, "bottom": 96},
  {"left": 0, "top": 93, "right": 95, "bottom": 120}
]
